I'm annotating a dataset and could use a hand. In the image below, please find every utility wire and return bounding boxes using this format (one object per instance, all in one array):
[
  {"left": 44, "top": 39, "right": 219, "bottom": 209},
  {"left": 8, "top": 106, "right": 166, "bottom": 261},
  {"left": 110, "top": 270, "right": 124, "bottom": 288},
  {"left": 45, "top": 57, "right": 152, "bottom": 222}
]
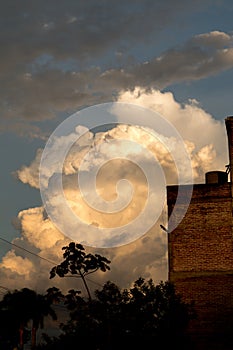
[
  {"left": 0, "top": 236, "right": 57, "bottom": 265},
  {"left": 0, "top": 235, "right": 105, "bottom": 288}
]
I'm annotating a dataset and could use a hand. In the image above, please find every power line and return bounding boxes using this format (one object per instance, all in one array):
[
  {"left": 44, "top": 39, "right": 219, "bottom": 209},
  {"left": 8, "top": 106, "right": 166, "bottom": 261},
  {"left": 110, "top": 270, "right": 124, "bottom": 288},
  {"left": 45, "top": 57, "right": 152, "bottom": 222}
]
[
  {"left": 0, "top": 235, "right": 106, "bottom": 288},
  {"left": 0, "top": 236, "right": 57, "bottom": 265}
]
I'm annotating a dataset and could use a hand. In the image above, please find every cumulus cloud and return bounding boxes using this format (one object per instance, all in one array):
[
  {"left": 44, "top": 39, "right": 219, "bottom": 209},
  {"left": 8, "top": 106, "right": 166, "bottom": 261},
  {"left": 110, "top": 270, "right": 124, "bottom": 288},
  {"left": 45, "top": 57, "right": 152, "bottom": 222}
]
[
  {"left": 0, "top": 251, "right": 36, "bottom": 279},
  {"left": 0, "top": 215, "right": 168, "bottom": 294},
  {"left": 17, "top": 207, "right": 64, "bottom": 250},
  {"left": 15, "top": 149, "right": 43, "bottom": 189},
  {"left": 16, "top": 88, "right": 228, "bottom": 190},
  {"left": 4, "top": 87, "right": 230, "bottom": 295},
  {"left": 1, "top": 0, "right": 232, "bottom": 303},
  {"left": 117, "top": 88, "right": 228, "bottom": 179}
]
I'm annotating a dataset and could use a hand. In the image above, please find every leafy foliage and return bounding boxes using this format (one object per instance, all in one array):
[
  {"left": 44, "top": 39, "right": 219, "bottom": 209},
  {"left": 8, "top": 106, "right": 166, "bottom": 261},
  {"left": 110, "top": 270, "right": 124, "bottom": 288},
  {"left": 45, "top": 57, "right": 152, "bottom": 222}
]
[
  {"left": 0, "top": 287, "right": 62, "bottom": 350},
  {"left": 50, "top": 242, "right": 111, "bottom": 278},
  {"left": 39, "top": 278, "right": 195, "bottom": 350},
  {"left": 50, "top": 242, "right": 111, "bottom": 300},
  {"left": 0, "top": 244, "right": 195, "bottom": 349}
]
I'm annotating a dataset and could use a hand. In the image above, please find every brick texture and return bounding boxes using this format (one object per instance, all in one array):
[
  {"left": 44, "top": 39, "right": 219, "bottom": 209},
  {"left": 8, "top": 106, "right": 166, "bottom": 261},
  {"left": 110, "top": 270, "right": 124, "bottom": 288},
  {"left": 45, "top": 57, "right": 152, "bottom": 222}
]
[{"left": 166, "top": 117, "right": 233, "bottom": 349}]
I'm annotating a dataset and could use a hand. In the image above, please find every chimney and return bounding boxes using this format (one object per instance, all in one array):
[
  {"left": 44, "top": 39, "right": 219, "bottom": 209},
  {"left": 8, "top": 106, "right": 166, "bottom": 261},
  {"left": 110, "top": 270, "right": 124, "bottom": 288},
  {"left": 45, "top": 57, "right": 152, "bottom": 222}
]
[
  {"left": 225, "top": 116, "right": 233, "bottom": 184},
  {"left": 205, "top": 171, "right": 228, "bottom": 184}
]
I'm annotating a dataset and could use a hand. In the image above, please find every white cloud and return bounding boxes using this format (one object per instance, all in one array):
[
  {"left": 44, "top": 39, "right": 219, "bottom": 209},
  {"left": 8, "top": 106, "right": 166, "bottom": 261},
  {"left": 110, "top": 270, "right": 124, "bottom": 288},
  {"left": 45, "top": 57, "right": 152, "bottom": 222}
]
[
  {"left": 16, "top": 149, "right": 43, "bottom": 189},
  {"left": 191, "top": 31, "right": 233, "bottom": 48},
  {"left": 3, "top": 87, "right": 230, "bottom": 294},
  {"left": 0, "top": 250, "right": 36, "bottom": 280},
  {"left": 17, "top": 207, "right": 64, "bottom": 250},
  {"left": 117, "top": 88, "right": 228, "bottom": 178}
]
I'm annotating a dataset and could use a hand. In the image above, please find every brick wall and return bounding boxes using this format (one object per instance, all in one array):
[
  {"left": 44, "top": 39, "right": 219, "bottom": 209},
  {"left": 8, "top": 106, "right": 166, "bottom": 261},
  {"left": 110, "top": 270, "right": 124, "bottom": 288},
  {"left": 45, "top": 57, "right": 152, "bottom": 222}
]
[
  {"left": 168, "top": 182, "right": 233, "bottom": 275},
  {"left": 167, "top": 182, "right": 233, "bottom": 349},
  {"left": 175, "top": 274, "right": 233, "bottom": 349},
  {"left": 166, "top": 117, "right": 233, "bottom": 349}
]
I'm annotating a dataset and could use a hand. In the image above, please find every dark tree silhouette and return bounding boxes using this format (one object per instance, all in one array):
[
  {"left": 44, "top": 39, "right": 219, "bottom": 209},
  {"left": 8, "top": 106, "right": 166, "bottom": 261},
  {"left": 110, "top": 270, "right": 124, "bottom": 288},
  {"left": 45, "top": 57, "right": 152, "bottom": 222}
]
[
  {"left": 0, "top": 287, "right": 62, "bottom": 350},
  {"left": 49, "top": 242, "right": 111, "bottom": 300},
  {"left": 0, "top": 288, "right": 34, "bottom": 350},
  {"left": 93, "top": 278, "right": 196, "bottom": 348},
  {"left": 38, "top": 278, "right": 195, "bottom": 350},
  {"left": 30, "top": 287, "right": 62, "bottom": 350}
]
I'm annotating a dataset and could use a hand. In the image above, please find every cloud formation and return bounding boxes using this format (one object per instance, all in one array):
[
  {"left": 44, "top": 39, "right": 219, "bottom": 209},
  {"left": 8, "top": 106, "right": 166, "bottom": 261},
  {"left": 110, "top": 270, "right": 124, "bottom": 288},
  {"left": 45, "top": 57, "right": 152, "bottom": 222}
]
[
  {"left": 1, "top": 11, "right": 233, "bottom": 135},
  {"left": 2, "top": 88, "right": 228, "bottom": 295},
  {"left": 117, "top": 88, "right": 228, "bottom": 178},
  {"left": 1, "top": 1, "right": 231, "bottom": 294}
]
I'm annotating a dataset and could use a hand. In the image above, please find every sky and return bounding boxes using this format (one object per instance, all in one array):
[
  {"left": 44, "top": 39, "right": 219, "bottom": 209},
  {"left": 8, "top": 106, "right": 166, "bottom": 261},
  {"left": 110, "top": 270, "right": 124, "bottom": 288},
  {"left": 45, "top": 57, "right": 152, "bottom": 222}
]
[{"left": 0, "top": 0, "right": 233, "bottom": 298}]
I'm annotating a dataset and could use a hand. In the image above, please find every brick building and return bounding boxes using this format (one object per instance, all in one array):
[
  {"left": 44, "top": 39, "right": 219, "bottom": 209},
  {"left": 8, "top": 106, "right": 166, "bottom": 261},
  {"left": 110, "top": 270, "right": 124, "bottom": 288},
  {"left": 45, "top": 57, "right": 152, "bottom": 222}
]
[{"left": 167, "top": 116, "right": 233, "bottom": 349}]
